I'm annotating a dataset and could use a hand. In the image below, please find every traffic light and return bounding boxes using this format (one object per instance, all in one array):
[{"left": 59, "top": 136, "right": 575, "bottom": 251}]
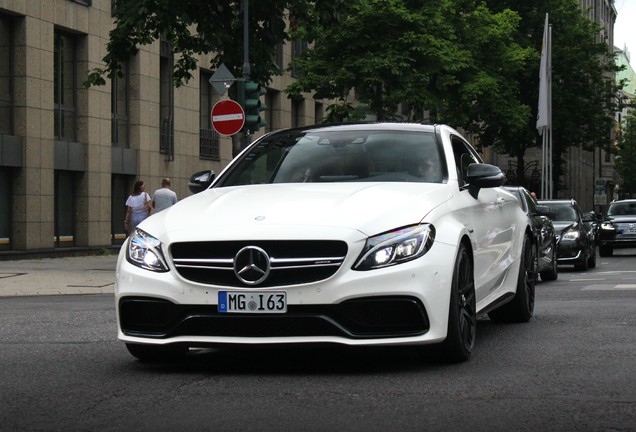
[{"left": 239, "top": 80, "right": 267, "bottom": 133}]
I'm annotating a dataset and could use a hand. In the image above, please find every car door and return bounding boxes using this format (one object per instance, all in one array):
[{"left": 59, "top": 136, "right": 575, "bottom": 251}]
[
  {"left": 524, "top": 189, "right": 553, "bottom": 267},
  {"left": 450, "top": 136, "right": 517, "bottom": 303}
]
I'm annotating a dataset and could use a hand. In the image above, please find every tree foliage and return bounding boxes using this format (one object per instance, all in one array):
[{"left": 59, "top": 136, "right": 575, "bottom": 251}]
[
  {"left": 616, "top": 111, "right": 636, "bottom": 198},
  {"left": 287, "top": 0, "right": 531, "bottom": 137},
  {"left": 85, "top": 0, "right": 345, "bottom": 87},
  {"left": 483, "top": 0, "right": 622, "bottom": 191}
]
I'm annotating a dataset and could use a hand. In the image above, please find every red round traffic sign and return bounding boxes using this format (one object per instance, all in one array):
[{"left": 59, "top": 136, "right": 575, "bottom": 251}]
[{"left": 211, "top": 100, "right": 245, "bottom": 136}]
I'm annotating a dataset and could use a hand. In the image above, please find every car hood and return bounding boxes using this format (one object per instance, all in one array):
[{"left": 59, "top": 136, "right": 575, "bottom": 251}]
[
  {"left": 606, "top": 216, "right": 636, "bottom": 223},
  {"left": 138, "top": 183, "right": 453, "bottom": 241},
  {"left": 552, "top": 221, "right": 577, "bottom": 235}
]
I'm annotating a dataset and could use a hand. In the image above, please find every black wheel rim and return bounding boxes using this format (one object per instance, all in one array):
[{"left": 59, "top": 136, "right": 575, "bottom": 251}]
[
  {"left": 524, "top": 243, "right": 537, "bottom": 312},
  {"left": 457, "top": 250, "right": 476, "bottom": 351}
]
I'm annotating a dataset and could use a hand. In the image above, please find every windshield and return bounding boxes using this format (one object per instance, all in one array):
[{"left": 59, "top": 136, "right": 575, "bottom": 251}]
[
  {"left": 607, "top": 202, "right": 636, "bottom": 216},
  {"left": 545, "top": 204, "right": 577, "bottom": 221},
  {"left": 218, "top": 129, "right": 444, "bottom": 187}
]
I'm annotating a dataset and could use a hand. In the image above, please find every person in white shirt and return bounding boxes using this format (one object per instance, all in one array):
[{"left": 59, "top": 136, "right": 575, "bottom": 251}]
[
  {"left": 152, "top": 178, "right": 178, "bottom": 213},
  {"left": 124, "top": 180, "right": 152, "bottom": 234}
]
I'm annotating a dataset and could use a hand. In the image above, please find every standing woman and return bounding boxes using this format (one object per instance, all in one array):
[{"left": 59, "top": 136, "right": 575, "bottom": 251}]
[{"left": 124, "top": 180, "right": 152, "bottom": 235}]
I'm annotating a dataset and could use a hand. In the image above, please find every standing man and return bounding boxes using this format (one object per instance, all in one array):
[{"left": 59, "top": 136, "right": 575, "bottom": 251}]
[{"left": 152, "top": 178, "right": 178, "bottom": 213}]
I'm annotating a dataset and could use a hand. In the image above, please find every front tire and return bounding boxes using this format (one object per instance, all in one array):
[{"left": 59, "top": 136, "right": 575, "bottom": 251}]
[
  {"left": 574, "top": 250, "right": 589, "bottom": 271},
  {"left": 489, "top": 236, "right": 536, "bottom": 323},
  {"left": 439, "top": 243, "right": 476, "bottom": 363},
  {"left": 587, "top": 245, "right": 597, "bottom": 268},
  {"left": 540, "top": 243, "right": 558, "bottom": 281}
]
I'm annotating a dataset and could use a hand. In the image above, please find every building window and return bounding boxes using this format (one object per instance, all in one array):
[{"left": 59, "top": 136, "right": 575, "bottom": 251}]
[
  {"left": 54, "top": 31, "right": 77, "bottom": 142},
  {"left": 111, "top": 61, "right": 129, "bottom": 147},
  {"left": 275, "top": 43, "right": 284, "bottom": 73},
  {"left": 0, "top": 168, "right": 11, "bottom": 250},
  {"left": 315, "top": 101, "right": 324, "bottom": 125},
  {"left": 160, "top": 36, "right": 174, "bottom": 160},
  {"left": 265, "top": 90, "right": 278, "bottom": 133},
  {"left": 291, "top": 39, "right": 308, "bottom": 78},
  {"left": 199, "top": 70, "right": 219, "bottom": 160},
  {"left": 0, "top": 15, "right": 13, "bottom": 135},
  {"left": 292, "top": 98, "right": 304, "bottom": 128},
  {"left": 54, "top": 170, "right": 76, "bottom": 247}
]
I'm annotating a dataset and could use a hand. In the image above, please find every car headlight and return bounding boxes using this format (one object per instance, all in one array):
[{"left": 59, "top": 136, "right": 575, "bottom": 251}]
[
  {"left": 561, "top": 230, "right": 580, "bottom": 241},
  {"left": 353, "top": 224, "right": 435, "bottom": 270},
  {"left": 126, "top": 229, "right": 169, "bottom": 272},
  {"left": 600, "top": 222, "right": 615, "bottom": 231}
]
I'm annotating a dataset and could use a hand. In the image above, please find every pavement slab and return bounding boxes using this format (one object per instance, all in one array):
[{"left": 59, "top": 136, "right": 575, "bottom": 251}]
[{"left": 0, "top": 255, "right": 118, "bottom": 297}]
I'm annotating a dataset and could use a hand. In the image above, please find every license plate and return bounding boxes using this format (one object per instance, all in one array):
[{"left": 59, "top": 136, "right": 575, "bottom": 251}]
[{"left": 218, "top": 291, "right": 287, "bottom": 313}]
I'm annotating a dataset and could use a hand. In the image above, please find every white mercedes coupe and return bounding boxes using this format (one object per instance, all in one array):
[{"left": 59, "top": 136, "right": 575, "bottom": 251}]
[{"left": 116, "top": 123, "right": 536, "bottom": 363}]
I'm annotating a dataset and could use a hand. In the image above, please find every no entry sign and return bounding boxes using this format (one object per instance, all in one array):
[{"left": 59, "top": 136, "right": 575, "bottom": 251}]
[{"left": 211, "top": 100, "right": 245, "bottom": 136}]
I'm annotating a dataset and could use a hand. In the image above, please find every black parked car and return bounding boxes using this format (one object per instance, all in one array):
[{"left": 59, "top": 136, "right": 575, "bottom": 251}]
[
  {"left": 505, "top": 187, "right": 558, "bottom": 281},
  {"left": 598, "top": 199, "right": 636, "bottom": 257},
  {"left": 538, "top": 199, "right": 596, "bottom": 271}
]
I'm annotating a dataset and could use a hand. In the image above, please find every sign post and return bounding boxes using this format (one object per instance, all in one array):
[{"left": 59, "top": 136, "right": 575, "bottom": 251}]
[{"left": 211, "top": 100, "right": 245, "bottom": 136}]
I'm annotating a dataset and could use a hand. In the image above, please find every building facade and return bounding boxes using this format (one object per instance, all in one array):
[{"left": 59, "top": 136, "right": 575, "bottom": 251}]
[
  {"left": 0, "top": 0, "right": 625, "bottom": 254},
  {"left": 0, "top": 0, "right": 323, "bottom": 253}
]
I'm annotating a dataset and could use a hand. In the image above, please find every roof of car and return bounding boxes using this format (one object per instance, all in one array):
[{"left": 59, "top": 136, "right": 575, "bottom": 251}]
[
  {"left": 610, "top": 199, "right": 636, "bottom": 203},
  {"left": 267, "top": 122, "right": 445, "bottom": 136},
  {"left": 537, "top": 199, "right": 577, "bottom": 205}
]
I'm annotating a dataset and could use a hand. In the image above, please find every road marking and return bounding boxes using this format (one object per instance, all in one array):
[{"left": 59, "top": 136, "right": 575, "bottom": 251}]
[
  {"left": 570, "top": 278, "right": 604, "bottom": 282},
  {"left": 0, "top": 273, "right": 26, "bottom": 279},
  {"left": 595, "top": 271, "right": 636, "bottom": 274},
  {"left": 582, "top": 284, "right": 636, "bottom": 291}
]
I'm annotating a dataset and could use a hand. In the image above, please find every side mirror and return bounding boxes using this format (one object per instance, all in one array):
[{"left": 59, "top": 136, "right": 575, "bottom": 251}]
[
  {"left": 188, "top": 170, "right": 215, "bottom": 194},
  {"left": 466, "top": 163, "right": 505, "bottom": 198},
  {"left": 582, "top": 212, "right": 595, "bottom": 223}
]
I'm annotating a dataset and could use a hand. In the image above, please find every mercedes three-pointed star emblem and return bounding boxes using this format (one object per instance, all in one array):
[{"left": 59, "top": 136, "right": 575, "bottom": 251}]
[{"left": 233, "top": 246, "right": 271, "bottom": 285}]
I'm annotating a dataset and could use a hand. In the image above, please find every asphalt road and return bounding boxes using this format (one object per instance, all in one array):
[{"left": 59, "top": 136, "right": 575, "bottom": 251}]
[{"left": 0, "top": 250, "right": 634, "bottom": 432}]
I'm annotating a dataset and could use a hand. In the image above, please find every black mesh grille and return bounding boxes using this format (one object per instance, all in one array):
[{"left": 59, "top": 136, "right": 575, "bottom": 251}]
[
  {"left": 119, "top": 296, "right": 429, "bottom": 340},
  {"left": 170, "top": 240, "right": 348, "bottom": 287}
]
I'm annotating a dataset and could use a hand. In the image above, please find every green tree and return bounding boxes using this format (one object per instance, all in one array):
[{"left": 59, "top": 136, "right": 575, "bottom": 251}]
[
  {"left": 287, "top": 0, "right": 531, "bottom": 134},
  {"left": 616, "top": 111, "right": 636, "bottom": 198},
  {"left": 84, "top": 0, "right": 344, "bottom": 87},
  {"left": 483, "top": 0, "right": 623, "bottom": 192}
]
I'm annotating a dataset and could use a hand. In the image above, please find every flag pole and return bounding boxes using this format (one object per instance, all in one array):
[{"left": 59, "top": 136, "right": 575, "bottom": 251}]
[
  {"left": 537, "top": 13, "right": 551, "bottom": 199},
  {"left": 548, "top": 23, "right": 553, "bottom": 199}
]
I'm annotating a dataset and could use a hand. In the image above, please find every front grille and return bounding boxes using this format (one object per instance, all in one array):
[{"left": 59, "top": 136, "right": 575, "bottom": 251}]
[
  {"left": 119, "top": 296, "right": 430, "bottom": 340},
  {"left": 171, "top": 240, "right": 348, "bottom": 287}
]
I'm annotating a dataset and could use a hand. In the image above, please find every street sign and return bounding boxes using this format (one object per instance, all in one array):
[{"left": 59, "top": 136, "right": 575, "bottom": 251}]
[
  {"left": 209, "top": 63, "right": 236, "bottom": 96},
  {"left": 594, "top": 194, "right": 607, "bottom": 206},
  {"left": 211, "top": 100, "right": 245, "bottom": 136}
]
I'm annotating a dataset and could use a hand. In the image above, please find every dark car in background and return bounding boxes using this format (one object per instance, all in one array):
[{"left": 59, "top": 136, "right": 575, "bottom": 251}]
[
  {"left": 505, "top": 187, "right": 558, "bottom": 281},
  {"left": 538, "top": 199, "right": 596, "bottom": 271},
  {"left": 598, "top": 199, "right": 636, "bottom": 257}
]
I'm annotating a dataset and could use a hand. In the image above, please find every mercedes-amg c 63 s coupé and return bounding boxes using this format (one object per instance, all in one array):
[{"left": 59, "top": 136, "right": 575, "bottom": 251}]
[{"left": 116, "top": 123, "right": 536, "bottom": 363}]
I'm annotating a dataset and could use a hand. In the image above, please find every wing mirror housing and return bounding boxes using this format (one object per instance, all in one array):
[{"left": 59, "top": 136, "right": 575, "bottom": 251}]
[
  {"left": 465, "top": 163, "right": 505, "bottom": 198},
  {"left": 188, "top": 170, "right": 215, "bottom": 194}
]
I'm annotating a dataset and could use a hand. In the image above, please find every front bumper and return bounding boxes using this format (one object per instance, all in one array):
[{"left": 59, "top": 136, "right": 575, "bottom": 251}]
[
  {"left": 119, "top": 295, "right": 429, "bottom": 340},
  {"left": 115, "top": 241, "right": 458, "bottom": 347},
  {"left": 555, "top": 240, "right": 586, "bottom": 264},
  {"left": 599, "top": 232, "right": 636, "bottom": 249}
]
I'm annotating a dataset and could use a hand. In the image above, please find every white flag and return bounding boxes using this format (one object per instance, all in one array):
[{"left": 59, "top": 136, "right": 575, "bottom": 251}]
[{"left": 537, "top": 14, "right": 550, "bottom": 130}]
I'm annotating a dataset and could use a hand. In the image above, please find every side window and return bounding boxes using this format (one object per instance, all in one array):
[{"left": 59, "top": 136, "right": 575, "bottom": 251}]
[
  {"left": 524, "top": 190, "right": 537, "bottom": 213},
  {"left": 450, "top": 135, "right": 481, "bottom": 186}
]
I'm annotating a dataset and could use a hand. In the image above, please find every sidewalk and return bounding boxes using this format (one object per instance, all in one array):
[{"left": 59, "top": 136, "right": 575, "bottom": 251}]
[{"left": 0, "top": 254, "right": 118, "bottom": 297}]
